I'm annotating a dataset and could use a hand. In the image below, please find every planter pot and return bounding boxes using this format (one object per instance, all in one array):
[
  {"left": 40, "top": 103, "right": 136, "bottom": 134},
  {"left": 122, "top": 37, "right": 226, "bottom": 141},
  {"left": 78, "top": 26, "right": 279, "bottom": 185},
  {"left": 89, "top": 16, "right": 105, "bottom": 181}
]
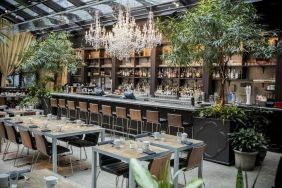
[
  {"left": 234, "top": 150, "right": 258, "bottom": 171},
  {"left": 193, "top": 117, "right": 235, "bottom": 165},
  {"left": 256, "top": 147, "right": 268, "bottom": 166}
]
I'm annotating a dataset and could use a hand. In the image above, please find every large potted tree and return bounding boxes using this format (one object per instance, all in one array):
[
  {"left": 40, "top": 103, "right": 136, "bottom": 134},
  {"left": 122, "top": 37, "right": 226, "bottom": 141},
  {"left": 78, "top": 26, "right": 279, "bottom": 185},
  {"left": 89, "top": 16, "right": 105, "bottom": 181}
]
[
  {"left": 20, "top": 31, "right": 81, "bottom": 113},
  {"left": 157, "top": 0, "right": 280, "bottom": 165}
]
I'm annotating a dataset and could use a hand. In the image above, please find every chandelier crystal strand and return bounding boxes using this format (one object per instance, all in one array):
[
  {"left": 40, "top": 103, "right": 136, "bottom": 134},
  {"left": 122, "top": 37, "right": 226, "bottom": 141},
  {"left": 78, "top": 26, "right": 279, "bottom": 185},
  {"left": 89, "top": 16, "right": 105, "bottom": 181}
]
[
  {"left": 143, "top": 11, "right": 162, "bottom": 49},
  {"left": 85, "top": 10, "right": 105, "bottom": 50},
  {"left": 104, "top": 7, "right": 145, "bottom": 60}
]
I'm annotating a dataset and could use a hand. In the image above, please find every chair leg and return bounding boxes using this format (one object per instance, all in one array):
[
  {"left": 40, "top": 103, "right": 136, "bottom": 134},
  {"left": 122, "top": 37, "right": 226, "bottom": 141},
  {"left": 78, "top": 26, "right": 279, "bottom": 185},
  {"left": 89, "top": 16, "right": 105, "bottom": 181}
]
[
  {"left": 2, "top": 141, "right": 10, "bottom": 160},
  {"left": 13, "top": 145, "right": 20, "bottom": 167},
  {"left": 183, "top": 171, "right": 187, "bottom": 185},
  {"left": 15, "top": 146, "right": 25, "bottom": 167},
  {"left": 83, "top": 147, "right": 88, "bottom": 159},
  {"left": 31, "top": 152, "right": 40, "bottom": 171},
  {"left": 69, "top": 155, "right": 73, "bottom": 175}
]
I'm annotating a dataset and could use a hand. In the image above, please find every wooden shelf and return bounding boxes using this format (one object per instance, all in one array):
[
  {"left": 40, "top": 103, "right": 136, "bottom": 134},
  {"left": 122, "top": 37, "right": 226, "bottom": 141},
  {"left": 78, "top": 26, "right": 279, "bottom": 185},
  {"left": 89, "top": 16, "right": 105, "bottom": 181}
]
[{"left": 180, "top": 77, "right": 202, "bottom": 80}]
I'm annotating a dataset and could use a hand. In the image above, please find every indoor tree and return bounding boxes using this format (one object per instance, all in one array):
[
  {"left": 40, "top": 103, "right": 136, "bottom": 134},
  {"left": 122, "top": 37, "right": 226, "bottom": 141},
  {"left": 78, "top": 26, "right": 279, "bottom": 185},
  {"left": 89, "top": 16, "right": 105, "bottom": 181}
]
[
  {"left": 157, "top": 0, "right": 281, "bottom": 106},
  {"left": 20, "top": 31, "right": 81, "bottom": 90}
]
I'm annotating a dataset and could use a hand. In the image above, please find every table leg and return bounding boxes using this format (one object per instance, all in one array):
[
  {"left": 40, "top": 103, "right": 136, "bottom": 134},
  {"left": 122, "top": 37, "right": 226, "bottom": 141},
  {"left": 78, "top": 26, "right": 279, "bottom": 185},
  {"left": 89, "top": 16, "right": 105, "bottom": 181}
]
[
  {"left": 128, "top": 163, "right": 135, "bottom": 188},
  {"left": 91, "top": 149, "right": 97, "bottom": 188},
  {"left": 198, "top": 160, "right": 203, "bottom": 178},
  {"left": 52, "top": 137, "right": 57, "bottom": 173},
  {"left": 101, "top": 130, "right": 105, "bottom": 142},
  {"left": 173, "top": 150, "right": 180, "bottom": 188}
]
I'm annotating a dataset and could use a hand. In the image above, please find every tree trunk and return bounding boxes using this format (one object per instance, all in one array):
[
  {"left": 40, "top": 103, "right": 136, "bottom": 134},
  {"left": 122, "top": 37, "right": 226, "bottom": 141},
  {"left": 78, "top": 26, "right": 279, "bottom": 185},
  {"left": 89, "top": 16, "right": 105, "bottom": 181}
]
[{"left": 219, "top": 59, "right": 227, "bottom": 107}]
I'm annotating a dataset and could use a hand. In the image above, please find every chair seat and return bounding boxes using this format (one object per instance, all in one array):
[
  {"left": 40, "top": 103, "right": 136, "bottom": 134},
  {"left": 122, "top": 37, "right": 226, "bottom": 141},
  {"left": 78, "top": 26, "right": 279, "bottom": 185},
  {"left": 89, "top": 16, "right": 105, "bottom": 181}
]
[
  {"left": 101, "top": 161, "right": 129, "bottom": 176},
  {"left": 47, "top": 145, "right": 70, "bottom": 155},
  {"left": 58, "top": 136, "right": 83, "bottom": 142},
  {"left": 68, "top": 139, "right": 96, "bottom": 148},
  {"left": 170, "top": 157, "right": 187, "bottom": 169},
  {"left": 183, "top": 122, "right": 193, "bottom": 127}
]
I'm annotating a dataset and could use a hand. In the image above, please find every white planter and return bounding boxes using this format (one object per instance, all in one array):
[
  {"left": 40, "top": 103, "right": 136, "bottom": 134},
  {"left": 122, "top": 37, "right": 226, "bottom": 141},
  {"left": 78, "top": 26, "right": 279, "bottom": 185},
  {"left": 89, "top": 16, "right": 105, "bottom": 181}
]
[{"left": 234, "top": 150, "right": 258, "bottom": 171}]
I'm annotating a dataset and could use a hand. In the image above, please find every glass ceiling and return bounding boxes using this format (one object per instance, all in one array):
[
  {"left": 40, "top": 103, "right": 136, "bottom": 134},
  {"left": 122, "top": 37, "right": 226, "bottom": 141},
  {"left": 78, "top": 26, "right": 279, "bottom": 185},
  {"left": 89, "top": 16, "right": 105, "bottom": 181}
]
[{"left": 0, "top": 0, "right": 179, "bottom": 34}]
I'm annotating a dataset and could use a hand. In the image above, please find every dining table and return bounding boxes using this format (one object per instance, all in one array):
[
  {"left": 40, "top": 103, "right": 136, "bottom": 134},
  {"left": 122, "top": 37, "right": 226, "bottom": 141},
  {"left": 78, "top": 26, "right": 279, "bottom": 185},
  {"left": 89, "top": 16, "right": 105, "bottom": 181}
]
[
  {"left": 5, "top": 108, "right": 44, "bottom": 116},
  {"left": 138, "top": 134, "right": 204, "bottom": 188},
  {"left": 2, "top": 115, "right": 106, "bottom": 173},
  {"left": 91, "top": 140, "right": 172, "bottom": 188}
]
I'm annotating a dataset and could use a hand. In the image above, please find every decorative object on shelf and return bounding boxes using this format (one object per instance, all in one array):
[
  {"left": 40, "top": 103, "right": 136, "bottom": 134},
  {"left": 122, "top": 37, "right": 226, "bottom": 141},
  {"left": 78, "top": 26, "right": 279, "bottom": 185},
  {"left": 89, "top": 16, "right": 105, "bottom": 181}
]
[
  {"left": 158, "top": 0, "right": 282, "bottom": 107},
  {"left": 85, "top": 10, "right": 106, "bottom": 50},
  {"left": 245, "top": 85, "right": 251, "bottom": 105}
]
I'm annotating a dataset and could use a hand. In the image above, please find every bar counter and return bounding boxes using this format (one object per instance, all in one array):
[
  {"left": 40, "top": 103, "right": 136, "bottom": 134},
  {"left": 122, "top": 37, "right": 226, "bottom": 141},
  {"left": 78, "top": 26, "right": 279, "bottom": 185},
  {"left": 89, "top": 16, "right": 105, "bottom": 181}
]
[{"left": 51, "top": 93, "right": 197, "bottom": 111}]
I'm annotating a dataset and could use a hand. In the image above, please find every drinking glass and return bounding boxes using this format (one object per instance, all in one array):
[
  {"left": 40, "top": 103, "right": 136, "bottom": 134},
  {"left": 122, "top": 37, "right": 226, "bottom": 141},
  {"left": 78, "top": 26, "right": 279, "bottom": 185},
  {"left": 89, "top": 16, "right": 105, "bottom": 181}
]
[
  {"left": 9, "top": 171, "right": 18, "bottom": 188},
  {"left": 177, "top": 132, "right": 182, "bottom": 143},
  {"left": 135, "top": 141, "right": 143, "bottom": 153},
  {"left": 161, "top": 130, "right": 166, "bottom": 141}
]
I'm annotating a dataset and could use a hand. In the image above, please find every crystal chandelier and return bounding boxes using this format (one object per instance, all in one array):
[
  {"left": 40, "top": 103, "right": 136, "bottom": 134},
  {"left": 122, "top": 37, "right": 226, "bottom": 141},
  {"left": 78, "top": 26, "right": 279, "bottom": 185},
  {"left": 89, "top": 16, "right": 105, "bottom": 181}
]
[
  {"left": 142, "top": 11, "right": 162, "bottom": 49},
  {"left": 85, "top": 10, "right": 106, "bottom": 50},
  {"left": 104, "top": 7, "right": 144, "bottom": 60}
]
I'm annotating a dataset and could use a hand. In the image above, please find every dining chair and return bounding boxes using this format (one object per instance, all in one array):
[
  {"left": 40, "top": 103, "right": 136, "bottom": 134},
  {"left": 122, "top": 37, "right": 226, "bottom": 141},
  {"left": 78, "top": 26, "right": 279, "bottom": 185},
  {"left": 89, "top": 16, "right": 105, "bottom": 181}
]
[
  {"left": 89, "top": 103, "right": 101, "bottom": 126},
  {"left": 68, "top": 132, "right": 100, "bottom": 170},
  {"left": 16, "top": 128, "right": 37, "bottom": 167},
  {"left": 67, "top": 100, "right": 77, "bottom": 119},
  {"left": 113, "top": 107, "right": 128, "bottom": 138},
  {"left": 50, "top": 98, "right": 58, "bottom": 115},
  {"left": 77, "top": 102, "right": 89, "bottom": 124},
  {"left": 2, "top": 123, "right": 22, "bottom": 166},
  {"left": 128, "top": 109, "right": 144, "bottom": 137},
  {"left": 170, "top": 144, "right": 206, "bottom": 184},
  {"left": 145, "top": 110, "right": 161, "bottom": 133},
  {"left": 0, "top": 122, "right": 7, "bottom": 153},
  {"left": 97, "top": 140, "right": 129, "bottom": 188},
  {"left": 32, "top": 133, "right": 73, "bottom": 174}
]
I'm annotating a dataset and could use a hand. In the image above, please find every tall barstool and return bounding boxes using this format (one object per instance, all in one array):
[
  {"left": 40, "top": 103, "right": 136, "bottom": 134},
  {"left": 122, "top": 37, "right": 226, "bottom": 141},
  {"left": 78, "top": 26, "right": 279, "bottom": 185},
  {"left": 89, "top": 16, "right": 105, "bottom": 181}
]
[
  {"left": 89, "top": 103, "right": 101, "bottom": 126},
  {"left": 113, "top": 107, "right": 129, "bottom": 138},
  {"left": 78, "top": 102, "right": 89, "bottom": 124},
  {"left": 145, "top": 110, "right": 161, "bottom": 133},
  {"left": 50, "top": 98, "right": 58, "bottom": 115},
  {"left": 128, "top": 109, "right": 144, "bottom": 136},
  {"left": 58, "top": 99, "right": 67, "bottom": 117},
  {"left": 101, "top": 105, "right": 114, "bottom": 136},
  {"left": 67, "top": 100, "right": 77, "bottom": 119},
  {"left": 167, "top": 113, "right": 192, "bottom": 135}
]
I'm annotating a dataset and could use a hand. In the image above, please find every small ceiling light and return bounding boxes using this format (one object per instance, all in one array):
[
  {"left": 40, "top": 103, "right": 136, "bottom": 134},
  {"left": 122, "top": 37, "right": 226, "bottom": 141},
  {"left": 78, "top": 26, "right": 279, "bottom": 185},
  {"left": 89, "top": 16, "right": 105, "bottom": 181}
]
[
  {"left": 173, "top": 1, "right": 180, "bottom": 7},
  {"left": 5, "top": 9, "right": 8, "bottom": 13}
]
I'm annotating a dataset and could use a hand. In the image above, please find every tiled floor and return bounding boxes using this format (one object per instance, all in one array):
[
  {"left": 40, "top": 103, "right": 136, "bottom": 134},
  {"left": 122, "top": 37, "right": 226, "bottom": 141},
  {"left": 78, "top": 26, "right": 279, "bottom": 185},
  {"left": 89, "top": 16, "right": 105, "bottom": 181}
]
[{"left": 0, "top": 140, "right": 281, "bottom": 188}]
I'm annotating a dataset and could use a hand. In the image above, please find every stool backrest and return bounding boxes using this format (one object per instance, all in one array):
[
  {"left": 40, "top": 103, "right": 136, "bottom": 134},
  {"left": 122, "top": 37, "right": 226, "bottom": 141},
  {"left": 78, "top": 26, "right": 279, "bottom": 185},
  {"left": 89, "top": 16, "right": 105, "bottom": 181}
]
[
  {"left": 167, "top": 113, "right": 182, "bottom": 127},
  {"left": 58, "top": 99, "right": 66, "bottom": 108},
  {"left": 79, "top": 102, "right": 88, "bottom": 112},
  {"left": 116, "top": 107, "right": 127, "bottom": 119},
  {"left": 146, "top": 110, "right": 159, "bottom": 124},
  {"left": 129, "top": 109, "right": 142, "bottom": 121},
  {"left": 0, "top": 97, "right": 6, "bottom": 106},
  {"left": 19, "top": 128, "right": 36, "bottom": 150},
  {"left": 90, "top": 103, "right": 99, "bottom": 113},
  {"left": 102, "top": 105, "right": 112, "bottom": 116},
  {"left": 50, "top": 98, "right": 57, "bottom": 108},
  {"left": 4, "top": 124, "right": 20, "bottom": 144},
  {"left": 85, "top": 132, "right": 100, "bottom": 144},
  {"left": 149, "top": 154, "right": 172, "bottom": 181},
  {"left": 34, "top": 134, "right": 50, "bottom": 156},
  {"left": 67, "top": 100, "right": 76, "bottom": 110},
  {"left": 186, "top": 144, "right": 206, "bottom": 170},
  {"left": 0, "top": 122, "right": 7, "bottom": 140}
]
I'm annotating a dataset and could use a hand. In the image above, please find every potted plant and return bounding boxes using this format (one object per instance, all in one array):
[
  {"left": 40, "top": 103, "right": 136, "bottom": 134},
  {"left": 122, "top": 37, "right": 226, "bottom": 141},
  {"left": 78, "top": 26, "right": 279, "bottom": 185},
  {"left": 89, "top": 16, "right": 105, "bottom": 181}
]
[
  {"left": 157, "top": 0, "right": 280, "bottom": 165},
  {"left": 193, "top": 104, "right": 246, "bottom": 165},
  {"left": 228, "top": 128, "right": 266, "bottom": 171},
  {"left": 130, "top": 158, "right": 203, "bottom": 188},
  {"left": 20, "top": 31, "right": 81, "bottom": 91}
]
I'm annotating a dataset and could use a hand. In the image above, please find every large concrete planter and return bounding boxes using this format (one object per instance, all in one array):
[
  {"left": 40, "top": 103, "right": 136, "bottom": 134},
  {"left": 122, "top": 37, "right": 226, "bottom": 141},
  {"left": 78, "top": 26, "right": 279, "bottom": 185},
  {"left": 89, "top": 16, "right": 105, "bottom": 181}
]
[
  {"left": 234, "top": 150, "right": 258, "bottom": 171},
  {"left": 193, "top": 117, "right": 235, "bottom": 165}
]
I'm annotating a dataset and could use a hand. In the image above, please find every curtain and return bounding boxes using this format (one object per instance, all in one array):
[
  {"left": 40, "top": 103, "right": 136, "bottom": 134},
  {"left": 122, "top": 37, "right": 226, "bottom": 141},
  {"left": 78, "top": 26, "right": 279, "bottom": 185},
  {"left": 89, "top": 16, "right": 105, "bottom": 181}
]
[{"left": 0, "top": 32, "right": 34, "bottom": 86}]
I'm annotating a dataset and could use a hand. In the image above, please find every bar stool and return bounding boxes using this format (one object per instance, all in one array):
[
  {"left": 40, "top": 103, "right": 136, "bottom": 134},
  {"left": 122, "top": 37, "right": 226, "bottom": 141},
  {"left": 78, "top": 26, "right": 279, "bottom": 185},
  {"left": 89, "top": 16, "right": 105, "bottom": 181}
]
[
  {"left": 67, "top": 100, "right": 77, "bottom": 119},
  {"left": 128, "top": 109, "right": 144, "bottom": 136},
  {"left": 145, "top": 110, "right": 161, "bottom": 133},
  {"left": 101, "top": 105, "right": 114, "bottom": 136},
  {"left": 113, "top": 107, "right": 129, "bottom": 138},
  {"left": 77, "top": 102, "right": 89, "bottom": 124},
  {"left": 167, "top": 113, "right": 192, "bottom": 135},
  {"left": 58, "top": 99, "right": 67, "bottom": 117},
  {"left": 50, "top": 98, "right": 58, "bottom": 115},
  {"left": 89, "top": 103, "right": 101, "bottom": 126}
]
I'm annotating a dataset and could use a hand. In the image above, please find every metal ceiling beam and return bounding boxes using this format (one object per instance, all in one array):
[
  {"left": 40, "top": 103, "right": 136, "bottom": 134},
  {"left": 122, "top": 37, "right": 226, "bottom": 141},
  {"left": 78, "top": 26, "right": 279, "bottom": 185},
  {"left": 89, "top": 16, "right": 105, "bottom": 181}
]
[
  {"left": 42, "top": 0, "right": 65, "bottom": 12},
  {"left": 0, "top": 0, "right": 33, "bottom": 20},
  {"left": 0, "top": 9, "right": 22, "bottom": 23},
  {"left": 15, "top": 0, "right": 49, "bottom": 16},
  {"left": 67, "top": 0, "right": 86, "bottom": 7}
]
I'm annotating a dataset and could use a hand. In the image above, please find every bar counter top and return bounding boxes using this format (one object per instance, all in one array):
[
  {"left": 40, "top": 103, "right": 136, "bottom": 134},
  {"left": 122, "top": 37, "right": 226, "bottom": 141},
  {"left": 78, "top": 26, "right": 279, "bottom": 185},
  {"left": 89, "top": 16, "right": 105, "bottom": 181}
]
[{"left": 52, "top": 93, "right": 197, "bottom": 111}]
